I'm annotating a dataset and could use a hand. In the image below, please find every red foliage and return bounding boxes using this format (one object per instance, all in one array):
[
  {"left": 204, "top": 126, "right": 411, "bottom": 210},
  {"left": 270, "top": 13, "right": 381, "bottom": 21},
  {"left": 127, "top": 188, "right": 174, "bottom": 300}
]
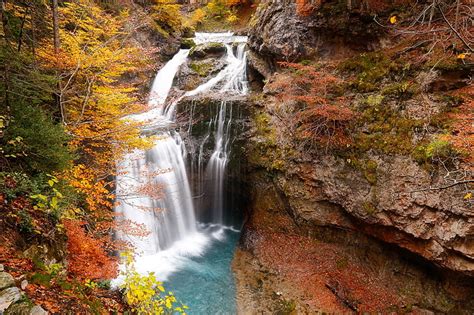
[
  {"left": 447, "top": 85, "right": 474, "bottom": 166},
  {"left": 64, "top": 220, "right": 118, "bottom": 280},
  {"left": 296, "top": 0, "right": 320, "bottom": 16},
  {"left": 272, "top": 62, "right": 354, "bottom": 148}
]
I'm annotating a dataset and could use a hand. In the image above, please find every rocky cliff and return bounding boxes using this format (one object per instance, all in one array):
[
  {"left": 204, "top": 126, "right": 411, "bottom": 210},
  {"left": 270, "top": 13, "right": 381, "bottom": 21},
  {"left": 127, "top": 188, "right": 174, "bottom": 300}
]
[{"left": 234, "top": 1, "right": 474, "bottom": 313}]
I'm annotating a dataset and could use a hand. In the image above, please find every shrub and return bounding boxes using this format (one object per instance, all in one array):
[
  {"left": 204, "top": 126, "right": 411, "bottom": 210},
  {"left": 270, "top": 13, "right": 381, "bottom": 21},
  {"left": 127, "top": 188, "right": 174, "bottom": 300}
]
[
  {"left": 64, "top": 220, "right": 118, "bottom": 280},
  {"left": 2, "top": 104, "right": 73, "bottom": 173},
  {"left": 271, "top": 62, "right": 354, "bottom": 148},
  {"left": 120, "top": 251, "right": 188, "bottom": 314},
  {"left": 152, "top": 0, "right": 183, "bottom": 35}
]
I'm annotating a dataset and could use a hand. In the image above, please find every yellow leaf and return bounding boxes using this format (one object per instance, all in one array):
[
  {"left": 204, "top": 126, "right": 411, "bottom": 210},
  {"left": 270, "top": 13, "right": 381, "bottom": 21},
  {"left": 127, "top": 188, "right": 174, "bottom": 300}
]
[
  {"left": 457, "top": 53, "right": 467, "bottom": 60},
  {"left": 464, "top": 193, "right": 472, "bottom": 200},
  {"left": 390, "top": 15, "right": 397, "bottom": 24}
]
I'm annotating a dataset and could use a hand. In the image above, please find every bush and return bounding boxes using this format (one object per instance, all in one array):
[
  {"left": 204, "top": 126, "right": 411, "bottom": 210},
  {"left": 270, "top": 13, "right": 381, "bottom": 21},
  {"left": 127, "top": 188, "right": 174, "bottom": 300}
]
[
  {"left": 64, "top": 220, "right": 118, "bottom": 281},
  {"left": 120, "top": 251, "right": 187, "bottom": 314},
  {"left": 152, "top": 0, "right": 183, "bottom": 35},
  {"left": 3, "top": 104, "right": 73, "bottom": 174}
]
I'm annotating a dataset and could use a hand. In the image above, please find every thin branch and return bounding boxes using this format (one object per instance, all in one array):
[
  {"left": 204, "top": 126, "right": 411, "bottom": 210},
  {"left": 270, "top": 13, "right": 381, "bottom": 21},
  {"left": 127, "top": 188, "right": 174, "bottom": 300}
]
[
  {"left": 437, "top": 3, "right": 474, "bottom": 52},
  {"left": 409, "top": 180, "right": 474, "bottom": 193}
]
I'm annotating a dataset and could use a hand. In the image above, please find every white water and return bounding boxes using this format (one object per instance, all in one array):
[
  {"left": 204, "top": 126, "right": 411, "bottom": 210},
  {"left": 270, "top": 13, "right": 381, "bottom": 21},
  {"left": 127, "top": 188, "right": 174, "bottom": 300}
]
[{"left": 115, "top": 32, "right": 248, "bottom": 281}]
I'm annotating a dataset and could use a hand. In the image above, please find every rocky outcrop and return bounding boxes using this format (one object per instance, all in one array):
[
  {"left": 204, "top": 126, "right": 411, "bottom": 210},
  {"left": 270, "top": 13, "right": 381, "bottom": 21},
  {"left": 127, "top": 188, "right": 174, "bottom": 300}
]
[
  {"left": 248, "top": 0, "right": 383, "bottom": 64},
  {"left": 0, "top": 264, "right": 47, "bottom": 314}
]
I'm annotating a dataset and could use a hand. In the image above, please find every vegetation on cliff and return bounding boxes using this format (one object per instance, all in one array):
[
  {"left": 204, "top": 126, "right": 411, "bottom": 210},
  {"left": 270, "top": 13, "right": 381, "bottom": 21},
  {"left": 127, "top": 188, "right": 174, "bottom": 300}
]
[{"left": 0, "top": 0, "right": 252, "bottom": 312}]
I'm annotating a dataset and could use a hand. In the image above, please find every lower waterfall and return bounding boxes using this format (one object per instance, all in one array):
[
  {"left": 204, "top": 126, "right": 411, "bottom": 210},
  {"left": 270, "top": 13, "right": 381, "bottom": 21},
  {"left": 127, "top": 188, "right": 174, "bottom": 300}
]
[{"left": 115, "top": 32, "right": 248, "bottom": 313}]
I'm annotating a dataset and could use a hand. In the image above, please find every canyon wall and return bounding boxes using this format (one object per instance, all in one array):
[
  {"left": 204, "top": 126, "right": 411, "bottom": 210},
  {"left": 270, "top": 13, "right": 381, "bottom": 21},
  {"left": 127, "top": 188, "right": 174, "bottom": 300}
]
[{"left": 234, "top": 1, "right": 474, "bottom": 313}]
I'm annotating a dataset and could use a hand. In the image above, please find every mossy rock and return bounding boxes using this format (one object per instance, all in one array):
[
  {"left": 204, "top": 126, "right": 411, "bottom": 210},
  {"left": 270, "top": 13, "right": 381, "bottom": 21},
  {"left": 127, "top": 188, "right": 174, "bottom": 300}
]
[
  {"left": 189, "top": 42, "right": 226, "bottom": 59},
  {"left": 189, "top": 61, "right": 214, "bottom": 77},
  {"left": 181, "top": 38, "right": 196, "bottom": 49}
]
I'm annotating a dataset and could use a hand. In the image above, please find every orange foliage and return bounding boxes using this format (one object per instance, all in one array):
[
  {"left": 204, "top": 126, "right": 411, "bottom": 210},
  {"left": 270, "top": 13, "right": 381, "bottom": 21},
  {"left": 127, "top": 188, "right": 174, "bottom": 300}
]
[
  {"left": 226, "top": 0, "right": 247, "bottom": 5},
  {"left": 64, "top": 220, "right": 118, "bottom": 280},
  {"left": 296, "top": 0, "right": 320, "bottom": 16},
  {"left": 273, "top": 62, "right": 354, "bottom": 147}
]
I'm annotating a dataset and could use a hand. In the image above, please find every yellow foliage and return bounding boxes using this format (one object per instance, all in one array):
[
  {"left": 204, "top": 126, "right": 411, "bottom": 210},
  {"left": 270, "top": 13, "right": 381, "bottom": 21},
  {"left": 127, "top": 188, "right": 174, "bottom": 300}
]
[
  {"left": 120, "top": 252, "right": 188, "bottom": 314},
  {"left": 390, "top": 15, "right": 397, "bottom": 24},
  {"left": 38, "top": 0, "right": 152, "bottom": 180},
  {"left": 186, "top": 8, "right": 206, "bottom": 27},
  {"left": 152, "top": 0, "right": 183, "bottom": 34}
]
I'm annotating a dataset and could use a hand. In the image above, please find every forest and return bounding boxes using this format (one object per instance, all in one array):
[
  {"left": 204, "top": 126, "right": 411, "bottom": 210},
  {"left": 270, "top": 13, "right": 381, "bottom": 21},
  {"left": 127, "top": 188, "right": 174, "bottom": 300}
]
[{"left": 0, "top": 0, "right": 472, "bottom": 314}]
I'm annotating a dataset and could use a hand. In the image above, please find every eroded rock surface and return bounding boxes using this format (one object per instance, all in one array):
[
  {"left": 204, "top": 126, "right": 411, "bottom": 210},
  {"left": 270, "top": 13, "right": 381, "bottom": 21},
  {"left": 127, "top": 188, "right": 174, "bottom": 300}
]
[{"left": 235, "top": 1, "right": 474, "bottom": 313}]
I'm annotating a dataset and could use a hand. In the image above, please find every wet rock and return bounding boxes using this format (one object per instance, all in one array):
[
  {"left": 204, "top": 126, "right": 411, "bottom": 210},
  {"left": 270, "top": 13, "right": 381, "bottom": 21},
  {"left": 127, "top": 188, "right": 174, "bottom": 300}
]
[
  {"left": 0, "top": 287, "right": 21, "bottom": 312},
  {"left": 189, "top": 42, "right": 226, "bottom": 59},
  {"left": 0, "top": 273, "right": 15, "bottom": 290},
  {"left": 175, "top": 58, "right": 226, "bottom": 91}
]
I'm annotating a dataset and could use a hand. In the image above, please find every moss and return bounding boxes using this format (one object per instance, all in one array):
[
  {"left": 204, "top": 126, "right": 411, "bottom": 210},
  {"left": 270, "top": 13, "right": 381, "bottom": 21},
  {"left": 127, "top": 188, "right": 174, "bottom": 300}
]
[
  {"left": 336, "top": 257, "right": 349, "bottom": 270},
  {"left": 363, "top": 201, "right": 377, "bottom": 215},
  {"left": 180, "top": 38, "right": 196, "bottom": 49},
  {"left": 339, "top": 52, "right": 399, "bottom": 92},
  {"left": 382, "top": 81, "right": 419, "bottom": 99},
  {"left": 249, "top": 111, "right": 293, "bottom": 172},
  {"left": 30, "top": 272, "right": 52, "bottom": 287},
  {"left": 276, "top": 298, "right": 297, "bottom": 314},
  {"left": 189, "top": 61, "right": 214, "bottom": 77},
  {"left": 413, "top": 137, "right": 457, "bottom": 165},
  {"left": 352, "top": 95, "right": 424, "bottom": 156},
  {"left": 363, "top": 160, "right": 378, "bottom": 185}
]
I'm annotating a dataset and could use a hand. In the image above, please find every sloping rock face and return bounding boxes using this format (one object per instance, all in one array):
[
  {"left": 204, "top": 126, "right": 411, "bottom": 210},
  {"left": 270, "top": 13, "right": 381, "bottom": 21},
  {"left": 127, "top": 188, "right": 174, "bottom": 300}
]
[{"left": 235, "top": 0, "right": 474, "bottom": 313}]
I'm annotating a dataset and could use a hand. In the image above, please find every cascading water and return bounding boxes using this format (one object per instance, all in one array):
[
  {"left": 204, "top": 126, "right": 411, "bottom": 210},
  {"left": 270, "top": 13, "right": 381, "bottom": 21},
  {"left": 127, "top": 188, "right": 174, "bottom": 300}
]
[
  {"left": 115, "top": 49, "right": 196, "bottom": 253},
  {"left": 115, "top": 32, "right": 248, "bottom": 313}
]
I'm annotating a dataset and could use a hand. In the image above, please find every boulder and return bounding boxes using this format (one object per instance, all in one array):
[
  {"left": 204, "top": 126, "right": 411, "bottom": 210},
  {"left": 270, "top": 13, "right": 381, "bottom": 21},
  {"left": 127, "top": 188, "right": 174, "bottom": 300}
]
[
  {"left": 0, "top": 273, "right": 14, "bottom": 290},
  {"left": 0, "top": 287, "right": 21, "bottom": 312},
  {"left": 30, "top": 305, "right": 48, "bottom": 315},
  {"left": 189, "top": 42, "right": 226, "bottom": 59}
]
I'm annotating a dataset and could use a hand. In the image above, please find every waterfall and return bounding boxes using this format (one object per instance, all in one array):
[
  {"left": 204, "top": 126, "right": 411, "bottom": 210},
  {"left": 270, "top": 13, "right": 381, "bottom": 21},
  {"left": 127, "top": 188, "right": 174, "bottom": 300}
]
[
  {"left": 115, "top": 49, "right": 195, "bottom": 254},
  {"left": 115, "top": 32, "right": 248, "bottom": 280}
]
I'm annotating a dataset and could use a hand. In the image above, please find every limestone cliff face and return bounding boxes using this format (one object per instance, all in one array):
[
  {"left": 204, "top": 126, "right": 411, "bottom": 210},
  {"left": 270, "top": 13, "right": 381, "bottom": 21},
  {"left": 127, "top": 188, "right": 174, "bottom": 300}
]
[
  {"left": 235, "top": 0, "right": 474, "bottom": 313},
  {"left": 248, "top": 0, "right": 382, "bottom": 64}
]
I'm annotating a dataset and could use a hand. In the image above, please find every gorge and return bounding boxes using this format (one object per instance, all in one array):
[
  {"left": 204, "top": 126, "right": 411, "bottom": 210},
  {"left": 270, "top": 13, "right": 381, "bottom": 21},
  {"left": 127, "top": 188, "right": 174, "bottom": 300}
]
[{"left": 0, "top": 1, "right": 472, "bottom": 314}]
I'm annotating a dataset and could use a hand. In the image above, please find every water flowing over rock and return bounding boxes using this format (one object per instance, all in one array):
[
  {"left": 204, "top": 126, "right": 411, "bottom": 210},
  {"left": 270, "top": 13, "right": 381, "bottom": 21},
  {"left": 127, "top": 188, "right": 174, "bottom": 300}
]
[{"left": 115, "top": 32, "right": 248, "bottom": 281}]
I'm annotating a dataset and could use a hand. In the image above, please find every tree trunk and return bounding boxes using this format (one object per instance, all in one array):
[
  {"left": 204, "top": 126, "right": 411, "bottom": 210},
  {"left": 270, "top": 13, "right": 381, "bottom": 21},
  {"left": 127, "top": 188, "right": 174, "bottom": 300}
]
[
  {"left": 52, "top": 0, "right": 60, "bottom": 53},
  {"left": 51, "top": 0, "right": 65, "bottom": 123}
]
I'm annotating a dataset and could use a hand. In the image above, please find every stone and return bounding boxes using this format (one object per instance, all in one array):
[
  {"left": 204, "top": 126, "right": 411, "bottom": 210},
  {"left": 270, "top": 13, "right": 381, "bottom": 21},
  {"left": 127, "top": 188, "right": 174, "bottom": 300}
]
[
  {"left": 0, "top": 273, "right": 15, "bottom": 290},
  {"left": 20, "top": 279, "right": 28, "bottom": 290},
  {"left": 0, "top": 287, "right": 21, "bottom": 312},
  {"left": 0, "top": 264, "right": 4, "bottom": 272},
  {"left": 189, "top": 42, "right": 226, "bottom": 59},
  {"left": 30, "top": 305, "right": 48, "bottom": 315},
  {"left": 248, "top": 0, "right": 382, "bottom": 62}
]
